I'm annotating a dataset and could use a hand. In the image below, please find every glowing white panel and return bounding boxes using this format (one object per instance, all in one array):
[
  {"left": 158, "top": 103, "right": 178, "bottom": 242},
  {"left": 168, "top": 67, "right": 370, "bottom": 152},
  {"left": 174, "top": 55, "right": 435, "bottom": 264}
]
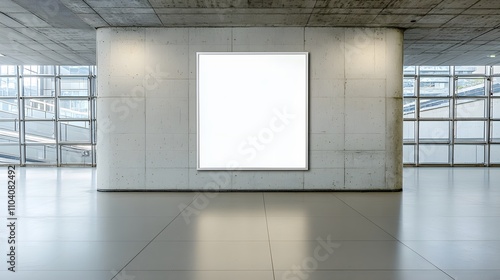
[{"left": 197, "top": 52, "right": 308, "bottom": 170}]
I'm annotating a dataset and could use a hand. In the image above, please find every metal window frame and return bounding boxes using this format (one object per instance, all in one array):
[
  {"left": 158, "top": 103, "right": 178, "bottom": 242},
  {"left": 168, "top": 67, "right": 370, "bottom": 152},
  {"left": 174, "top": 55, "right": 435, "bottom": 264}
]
[
  {"left": 0, "top": 65, "right": 96, "bottom": 167},
  {"left": 404, "top": 65, "right": 498, "bottom": 167}
]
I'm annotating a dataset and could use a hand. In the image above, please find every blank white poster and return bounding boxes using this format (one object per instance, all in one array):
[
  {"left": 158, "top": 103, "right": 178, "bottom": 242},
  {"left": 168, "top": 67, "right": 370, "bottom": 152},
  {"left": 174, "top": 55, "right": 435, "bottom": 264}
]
[{"left": 197, "top": 52, "right": 308, "bottom": 170}]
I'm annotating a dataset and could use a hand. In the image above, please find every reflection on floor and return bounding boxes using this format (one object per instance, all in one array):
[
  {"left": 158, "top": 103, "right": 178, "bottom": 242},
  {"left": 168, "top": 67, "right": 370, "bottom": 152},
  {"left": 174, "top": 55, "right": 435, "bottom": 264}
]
[{"left": 0, "top": 167, "right": 499, "bottom": 280}]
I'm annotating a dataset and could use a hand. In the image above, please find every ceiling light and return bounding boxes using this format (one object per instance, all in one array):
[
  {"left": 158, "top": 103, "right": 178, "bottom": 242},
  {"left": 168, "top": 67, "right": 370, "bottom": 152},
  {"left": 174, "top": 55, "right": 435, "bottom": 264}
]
[
  {"left": 0, "top": 54, "right": 5, "bottom": 57},
  {"left": 489, "top": 54, "right": 496, "bottom": 58}
]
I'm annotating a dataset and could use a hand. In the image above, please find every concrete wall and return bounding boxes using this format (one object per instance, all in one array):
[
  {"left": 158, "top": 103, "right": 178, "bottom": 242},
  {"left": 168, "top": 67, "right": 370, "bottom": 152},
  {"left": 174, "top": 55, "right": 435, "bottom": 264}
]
[{"left": 96, "top": 27, "right": 403, "bottom": 191}]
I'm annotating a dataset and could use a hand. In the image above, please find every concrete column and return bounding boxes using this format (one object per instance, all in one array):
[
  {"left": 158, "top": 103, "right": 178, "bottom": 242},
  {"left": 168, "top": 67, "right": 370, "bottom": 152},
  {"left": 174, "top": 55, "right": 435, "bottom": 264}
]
[{"left": 96, "top": 27, "right": 403, "bottom": 191}]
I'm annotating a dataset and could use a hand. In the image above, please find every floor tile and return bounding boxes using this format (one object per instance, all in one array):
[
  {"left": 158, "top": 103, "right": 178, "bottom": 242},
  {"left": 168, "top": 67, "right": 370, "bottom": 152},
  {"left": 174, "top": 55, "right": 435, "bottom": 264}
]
[
  {"left": 0, "top": 271, "right": 113, "bottom": 280},
  {"left": 11, "top": 241, "right": 147, "bottom": 271},
  {"left": 370, "top": 216, "right": 500, "bottom": 240},
  {"left": 119, "top": 270, "right": 274, "bottom": 280},
  {"left": 355, "top": 203, "right": 500, "bottom": 217},
  {"left": 92, "top": 193, "right": 196, "bottom": 217},
  {"left": 264, "top": 192, "right": 360, "bottom": 217},
  {"left": 156, "top": 216, "right": 269, "bottom": 241},
  {"left": 444, "top": 270, "right": 500, "bottom": 280},
  {"left": 0, "top": 167, "right": 499, "bottom": 279},
  {"left": 403, "top": 241, "right": 500, "bottom": 269},
  {"left": 10, "top": 193, "right": 195, "bottom": 218},
  {"left": 274, "top": 270, "right": 454, "bottom": 280},
  {"left": 126, "top": 241, "right": 273, "bottom": 270},
  {"left": 180, "top": 194, "right": 266, "bottom": 217},
  {"left": 13, "top": 216, "right": 176, "bottom": 241},
  {"left": 271, "top": 240, "right": 436, "bottom": 270},
  {"left": 267, "top": 216, "right": 394, "bottom": 241}
]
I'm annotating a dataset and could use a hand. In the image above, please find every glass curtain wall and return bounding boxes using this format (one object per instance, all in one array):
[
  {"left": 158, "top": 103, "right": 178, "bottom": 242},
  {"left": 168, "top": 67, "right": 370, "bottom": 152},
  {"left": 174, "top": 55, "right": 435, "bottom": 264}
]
[
  {"left": 0, "top": 65, "right": 96, "bottom": 166},
  {"left": 404, "top": 66, "right": 500, "bottom": 166}
]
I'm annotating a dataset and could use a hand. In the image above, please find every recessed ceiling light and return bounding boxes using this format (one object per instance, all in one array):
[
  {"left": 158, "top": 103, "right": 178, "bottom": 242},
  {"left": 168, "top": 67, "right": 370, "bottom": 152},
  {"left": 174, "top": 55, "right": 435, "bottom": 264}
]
[
  {"left": 489, "top": 54, "right": 496, "bottom": 58},
  {"left": 0, "top": 54, "right": 5, "bottom": 57}
]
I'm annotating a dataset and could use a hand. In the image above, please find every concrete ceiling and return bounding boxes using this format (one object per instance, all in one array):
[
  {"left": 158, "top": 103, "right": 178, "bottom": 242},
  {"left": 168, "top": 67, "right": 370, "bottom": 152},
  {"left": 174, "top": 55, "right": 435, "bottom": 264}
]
[{"left": 1, "top": 0, "right": 500, "bottom": 66}]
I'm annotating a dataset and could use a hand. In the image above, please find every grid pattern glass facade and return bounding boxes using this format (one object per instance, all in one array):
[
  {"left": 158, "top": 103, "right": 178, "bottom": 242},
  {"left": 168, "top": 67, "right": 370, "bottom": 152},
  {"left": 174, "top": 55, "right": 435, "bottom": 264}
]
[
  {"left": 404, "top": 66, "right": 500, "bottom": 166},
  {"left": 0, "top": 65, "right": 96, "bottom": 166}
]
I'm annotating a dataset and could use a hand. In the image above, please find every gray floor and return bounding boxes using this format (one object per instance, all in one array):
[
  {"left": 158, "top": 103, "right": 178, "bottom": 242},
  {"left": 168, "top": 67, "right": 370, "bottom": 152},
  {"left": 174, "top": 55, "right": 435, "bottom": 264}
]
[{"left": 0, "top": 167, "right": 499, "bottom": 280}]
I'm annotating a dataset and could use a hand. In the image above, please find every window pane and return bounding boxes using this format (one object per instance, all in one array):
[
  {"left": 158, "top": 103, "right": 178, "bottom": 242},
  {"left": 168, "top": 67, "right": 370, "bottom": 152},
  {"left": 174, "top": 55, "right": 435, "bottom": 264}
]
[
  {"left": 492, "top": 99, "right": 500, "bottom": 119},
  {"left": 456, "top": 99, "right": 486, "bottom": 118},
  {"left": 454, "top": 145, "right": 485, "bottom": 164},
  {"left": 491, "top": 145, "right": 500, "bottom": 163},
  {"left": 455, "top": 66, "right": 486, "bottom": 75},
  {"left": 25, "top": 144, "right": 56, "bottom": 164},
  {"left": 456, "top": 78, "right": 486, "bottom": 96},
  {"left": 404, "top": 66, "right": 415, "bottom": 75},
  {"left": 60, "top": 77, "right": 88, "bottom": 96},
  {"left": 0, "top": 99, "right": 18, "bottom": 118},
  {"left": 0, "top": 77, "right": 17, "bottom": 97},
  {"left": 22, "top": 65, "right": 54, "bottom": 75},
  {"left": 456, "top": 121, "right": 485, "bottom": 141},
  {"left": 403, "top": 98, "right": 416, "bottom": 118},
  {"left": 403, "top": 78, "right": 415, "bottom": 96},
  {"left": 404, "top": 65, "right": 500, "bottom": 166},
  {"left": 492, "top": 77, "right": 500, "bottom": 96},
  {"left": 60, "top": 66, "right": 90, "bottom": 75},
  {"left": 403, "top": 145, "right": 415, "bottom": 164},
  {"left": 0, "top": 120, "right": 19, "bottom": 142},
  {"left": 420, "top": 99, "right": 450, "bottom": 118},
  {"left": 0, "top": 144, "right": 20, "bottom": 164},
  {"left": 403, "top": 121, "right": 415, "bottom": 141},
  {"left": 492, "top": 121, "right": 500, "bottom": 142},
  {"left": 25, "top": 121, "right": 55, "bottom": 143},
  {"left": 420, "top": 77, "right": 450, "bottom": 97},
  {"left": 419, "top": 66, "right": 450, "bottom": 75},
  {"left": 59, "top": 121, "right": 90, "bottom": 142},
  {"left": 24, "top": 98, "right": 55, "bottom": 119},
  {"left": 0, "top": 66, "right": 16, "bottom": 75},
  {"left": 419, "top": 121, "right": 449, "bottom": 141},
  {"left": 91, "top": 120, "right": 96, "bottom": 142},
  {"left": 59, "top": 99, "right": 89, "bottom": 119},
  {"left": 23, "top": 77, "right": 56, "bottom": 97},
  {"left": 419, "top": 144, "right": 449, "bottom": 164},
  {"left": 0, "top": 65, "right": 95, "bottom": 166},
  {"left": 61, "top": 145, "right": 92, "bottom": 164}
]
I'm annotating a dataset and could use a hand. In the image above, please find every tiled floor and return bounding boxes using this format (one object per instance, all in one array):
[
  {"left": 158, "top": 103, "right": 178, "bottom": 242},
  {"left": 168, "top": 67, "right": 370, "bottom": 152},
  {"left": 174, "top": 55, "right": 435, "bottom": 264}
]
[{"left": 0, "top": 167, "right": 499, "bottom": 280}]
